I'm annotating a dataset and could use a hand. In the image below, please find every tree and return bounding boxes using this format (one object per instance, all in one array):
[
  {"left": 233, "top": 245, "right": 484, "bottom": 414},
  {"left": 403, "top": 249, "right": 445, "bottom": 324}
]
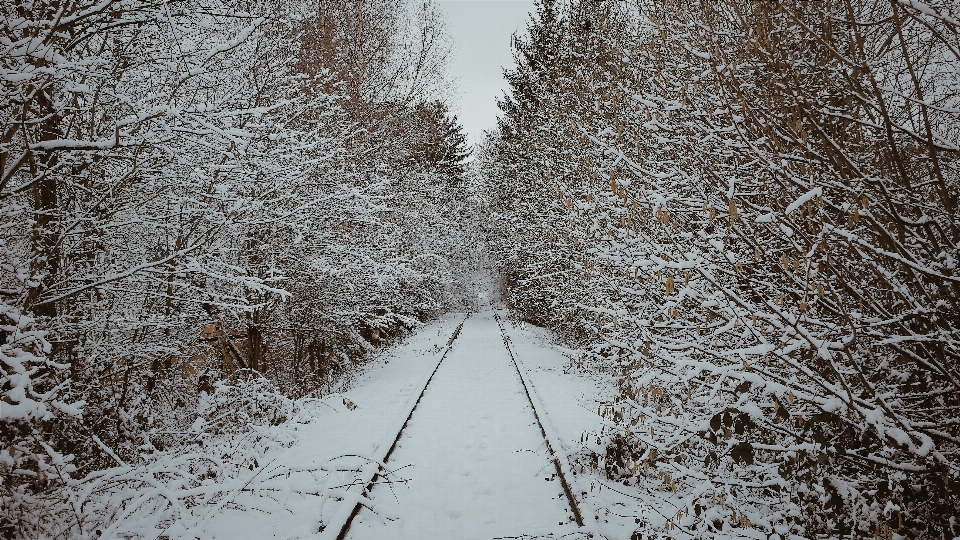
[
  {"left": 408, "top": 100, "right": 471, "bottom": 178},
  {"left": 1, "top": 0, "right": 473, "bottom": 535}
]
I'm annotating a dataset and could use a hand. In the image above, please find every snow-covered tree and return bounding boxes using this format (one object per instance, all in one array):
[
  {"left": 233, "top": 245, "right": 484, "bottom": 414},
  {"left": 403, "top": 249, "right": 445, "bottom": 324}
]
[
  {"left": 481, "top": 0, "right": 959, "bottom": 537},
  {"left": 1, "top": 0, "right": 472, "bottom": 535}
]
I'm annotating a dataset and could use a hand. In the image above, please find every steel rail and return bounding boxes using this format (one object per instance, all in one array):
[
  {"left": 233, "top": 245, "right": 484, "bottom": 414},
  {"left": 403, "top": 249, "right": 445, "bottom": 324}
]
[
  {"left": 493, "top": 311, "right": 586, "bottom": 529},
  {"left": 329, "top": 313, "right": 470, "bottom": 540}
]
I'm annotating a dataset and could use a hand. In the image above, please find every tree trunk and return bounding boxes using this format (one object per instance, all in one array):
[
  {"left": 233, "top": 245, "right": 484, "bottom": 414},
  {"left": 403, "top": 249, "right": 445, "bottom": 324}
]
[
  {"left": 25, "top": 75, "right": 60, "bottom": 319},
  {"left": 246, "top": 324, "right": 262, "bottom": 372}
]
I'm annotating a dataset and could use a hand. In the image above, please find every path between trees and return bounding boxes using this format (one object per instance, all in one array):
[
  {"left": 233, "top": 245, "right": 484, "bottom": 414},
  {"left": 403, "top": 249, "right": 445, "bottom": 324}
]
[{"left": 345, "top": 310, "right": 576, "bottom": 539}]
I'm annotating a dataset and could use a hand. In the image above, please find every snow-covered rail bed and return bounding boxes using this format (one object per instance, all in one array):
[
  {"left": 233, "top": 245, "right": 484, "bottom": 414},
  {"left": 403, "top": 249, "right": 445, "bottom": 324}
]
[
  {"left": 324, "top": 314, "right": 470, "bottom": 539},
  {"left": 342, "top": 310, "right": 585, "bottom": 540},
  {"left": 496, "top": 313, "right": 686, "bottom": 540},
  {"left": 492, "top": 311, "right": 585, "bottom": 529}
]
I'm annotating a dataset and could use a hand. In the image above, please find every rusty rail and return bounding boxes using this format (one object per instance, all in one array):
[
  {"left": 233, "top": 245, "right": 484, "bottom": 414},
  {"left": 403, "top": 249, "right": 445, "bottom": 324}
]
[
  {"left": 331, "top": 314, "right": 470, "bottom": 540},
  {"left": 493, "top": 311, "right": 586, "bottom": 528}
]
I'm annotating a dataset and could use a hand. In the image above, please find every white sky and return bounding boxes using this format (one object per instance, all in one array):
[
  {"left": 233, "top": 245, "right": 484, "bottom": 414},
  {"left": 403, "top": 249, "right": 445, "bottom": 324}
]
[{"left": 437, "top": 1, "right": 535, "bottom": 147}]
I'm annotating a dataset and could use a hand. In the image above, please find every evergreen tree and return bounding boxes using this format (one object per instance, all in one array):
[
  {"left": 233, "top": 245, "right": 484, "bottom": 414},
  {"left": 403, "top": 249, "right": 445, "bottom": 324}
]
[
  {"left": 498, "top": 0, "right": 565, "bottom": 140},
  {"left": 409, "top": 101, "right": 471, "bottom": 179}
]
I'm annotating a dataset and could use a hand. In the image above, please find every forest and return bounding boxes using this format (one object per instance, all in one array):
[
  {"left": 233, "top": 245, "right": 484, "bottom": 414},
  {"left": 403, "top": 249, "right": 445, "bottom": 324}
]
[
  {"left": 1, "top": 0, "right": 476, "bottom": 535},
  {"left": 2, "top": 0, "right": 958, "bottom": 538}
]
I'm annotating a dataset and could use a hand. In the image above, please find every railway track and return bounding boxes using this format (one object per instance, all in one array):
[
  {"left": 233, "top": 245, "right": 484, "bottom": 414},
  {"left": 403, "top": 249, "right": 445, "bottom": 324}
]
[
  {"left": 324, "top": 314, "right": 470, "bottom": 540},
  {"left": 328, "top": 310, "right": 587, "bottom": 539},
  {"left": 493, "top": 311, "right": 586, "bottom": 530}
]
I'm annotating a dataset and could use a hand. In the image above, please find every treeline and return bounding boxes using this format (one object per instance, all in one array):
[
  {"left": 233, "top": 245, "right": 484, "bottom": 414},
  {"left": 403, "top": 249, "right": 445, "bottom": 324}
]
[
  {"left": 1, "top": 0, "right": 472, "bottom": 535},
  {"left": 481, "top": 0, "right": 958, "bottom": 537}
]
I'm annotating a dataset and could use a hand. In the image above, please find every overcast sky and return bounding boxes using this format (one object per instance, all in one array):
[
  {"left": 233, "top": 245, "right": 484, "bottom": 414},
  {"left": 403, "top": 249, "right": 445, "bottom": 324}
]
[{"left": 437, "top": 1, "right": 535, "bottom": 147}]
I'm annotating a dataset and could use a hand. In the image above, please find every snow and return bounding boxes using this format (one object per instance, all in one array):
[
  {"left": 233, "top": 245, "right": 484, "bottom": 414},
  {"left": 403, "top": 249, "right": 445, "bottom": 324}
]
[
  {"left": 28, "top": 134, "right": 118, "bottom": 150},
  {"left": 784, "top": 187, "right": 821, "bottom": 214},
  {"left": 197, "top": 314, "right": 467, "bottom": 539},
  {"left": 50, "top": 400, "right": 84, "bottom": 417},
  {"left": 898, "top": 0, "right": 960, "bottom": 25},
  {"left": 496, "top": 315, "right": 642, "bottom": 539},
  {"left": 732, "top": 343, "right": 776, "bottom": 356},
  {"left": 755, "top": 212, "right": 774, "bottom": 223},
  {"left": 348, "top": 311, "right": 577, "bottom": 539}
]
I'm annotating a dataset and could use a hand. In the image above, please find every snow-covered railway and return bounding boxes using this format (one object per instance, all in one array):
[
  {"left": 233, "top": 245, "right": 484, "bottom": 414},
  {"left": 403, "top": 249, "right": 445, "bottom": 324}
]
[
  {"left": 493, "top": 312, "right": 585, "bottom": 529},
  {"left": 339, "top": 311, "right": 584, "bottom": 540}
]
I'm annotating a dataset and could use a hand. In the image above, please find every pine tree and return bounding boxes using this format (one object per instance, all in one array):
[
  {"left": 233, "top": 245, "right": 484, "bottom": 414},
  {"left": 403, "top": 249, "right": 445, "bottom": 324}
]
[
  {"left": 498, "top": 0, "right": 565, "bottom": 139},
  {"left": 409, "top": 100, "right": 471, "bottom": 179}
]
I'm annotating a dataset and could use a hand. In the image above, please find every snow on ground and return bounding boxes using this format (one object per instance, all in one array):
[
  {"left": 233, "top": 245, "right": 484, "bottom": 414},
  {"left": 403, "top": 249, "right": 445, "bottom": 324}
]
[
  {"left": 194, "top": 314, "right": 467, "bottom": 539},
  {"left": 71, "top": 315, "right": 470, "bottom": 540},
  {"left": 347, "top": 310, "right": 577, "bottom": 540},
  {"left": 497, "top": 311, "right": 652, "bottom": 540}
]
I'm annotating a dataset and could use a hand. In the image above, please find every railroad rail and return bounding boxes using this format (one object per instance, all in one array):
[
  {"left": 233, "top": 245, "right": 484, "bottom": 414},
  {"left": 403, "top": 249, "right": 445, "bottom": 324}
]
[
  {"left": 493, "top": 311, "right": 586, "bottom": 529},
  {"left": 325, "top": 314, "right": 470, "bottom": 540},
  {"left": 328, "top": 310, "right": 587, "bottom": 540}
]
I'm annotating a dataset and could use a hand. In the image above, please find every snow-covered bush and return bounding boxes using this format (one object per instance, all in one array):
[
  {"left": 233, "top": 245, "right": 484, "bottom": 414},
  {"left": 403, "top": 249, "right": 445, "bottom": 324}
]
[
  {"left": 197, "top": 375, "right": 296, "bottom": 435},
  {"left": 10, "top": 374, "right": 301, "bottom": 540},
  {"left": 0, "top": 304, "right": 83, "bottom": 539}
]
